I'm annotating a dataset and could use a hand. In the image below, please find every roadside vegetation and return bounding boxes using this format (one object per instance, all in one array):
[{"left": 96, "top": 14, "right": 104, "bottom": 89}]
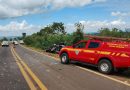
[
  {"left": 24, "top": 22, "right": 130, "bottom": 50},
  {"left": 24, "top": 22, "right": 84, "bottom": 49},
  {"left": 98, "top": 28, "right": 130, "bottom": 38}
]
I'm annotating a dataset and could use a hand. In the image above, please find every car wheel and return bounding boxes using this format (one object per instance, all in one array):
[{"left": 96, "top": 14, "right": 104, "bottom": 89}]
[
  {"left": 98, "top": 59, "right": 113, "bottom": 74},
  {"left": 60, "top": 53, "right": 70, "bottom": 64}
]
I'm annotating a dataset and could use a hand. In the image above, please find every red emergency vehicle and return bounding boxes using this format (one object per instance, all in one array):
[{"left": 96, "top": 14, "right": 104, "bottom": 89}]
[{"left": 59, "top": 35, "right": 130, "bottom": 74}]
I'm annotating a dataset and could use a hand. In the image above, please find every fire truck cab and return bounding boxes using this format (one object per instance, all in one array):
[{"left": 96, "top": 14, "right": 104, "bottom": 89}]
[{"left": 59, "top": 36, "right": 130, "bottom": 74}]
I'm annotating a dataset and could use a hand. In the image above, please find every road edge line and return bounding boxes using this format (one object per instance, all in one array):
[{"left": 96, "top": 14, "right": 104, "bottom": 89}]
[
  {"left": 77, "top": 66, "right": 130, "bottom": 86},
  {"left": 21, "top": 45, "right": 130, "bottom": 87}
]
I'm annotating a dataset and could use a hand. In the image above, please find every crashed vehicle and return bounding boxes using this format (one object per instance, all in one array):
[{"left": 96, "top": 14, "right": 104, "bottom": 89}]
[
  {"left": 46, "top": 42, "right": 65, "bottom": 53},
  {"left": 59, "top": 36, "right": 130, "bottom": 74}
]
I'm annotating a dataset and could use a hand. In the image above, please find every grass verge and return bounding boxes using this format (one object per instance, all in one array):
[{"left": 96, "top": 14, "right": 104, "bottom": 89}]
[{"left": 22, "top": 45, "right": 59, "bottom": 58}]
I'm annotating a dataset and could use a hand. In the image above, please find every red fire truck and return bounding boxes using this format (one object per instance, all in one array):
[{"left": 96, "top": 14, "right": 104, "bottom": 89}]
[{"left": 59, "top": 35, "right": 130, "bottom": 74}]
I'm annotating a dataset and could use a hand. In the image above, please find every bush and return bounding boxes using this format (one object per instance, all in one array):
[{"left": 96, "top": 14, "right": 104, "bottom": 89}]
[{"left": 24, "top": 22, "right": 84, "bottom": 50}]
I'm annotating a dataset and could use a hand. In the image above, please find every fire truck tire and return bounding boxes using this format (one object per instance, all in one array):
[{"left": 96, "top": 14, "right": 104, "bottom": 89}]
[
  {"left": 98, "top": 59, "right": 113, "bottom": 74},
  {"left": 60, "top": 53, "right": 70, "bottom": 64}
]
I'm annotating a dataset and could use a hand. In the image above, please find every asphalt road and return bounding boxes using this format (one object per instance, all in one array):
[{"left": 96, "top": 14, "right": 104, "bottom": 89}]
[
  {"left": 0, "top": 47, "right": 29, "bottom": 90},
  {"left": 0, "top": 45, "right": 130, "bottom": 90}
]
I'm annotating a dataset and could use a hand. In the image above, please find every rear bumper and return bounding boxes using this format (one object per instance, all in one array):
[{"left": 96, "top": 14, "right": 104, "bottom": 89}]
[{"left": 2, "top": 45, "right": 9, "bottom": 47}]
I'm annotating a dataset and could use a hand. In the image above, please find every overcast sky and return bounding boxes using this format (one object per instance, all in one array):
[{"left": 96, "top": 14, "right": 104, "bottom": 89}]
[{"left": 0, "top": 0, "right": 130, "bottom": 36}]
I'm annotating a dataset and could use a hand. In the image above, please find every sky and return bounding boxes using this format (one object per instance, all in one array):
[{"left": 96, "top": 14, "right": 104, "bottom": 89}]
[{"left": 0, "top": 0, "right": 130, "bottom": 37}]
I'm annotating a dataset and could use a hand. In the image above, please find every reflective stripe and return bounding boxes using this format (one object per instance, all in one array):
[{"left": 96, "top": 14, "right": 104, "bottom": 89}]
[
  {"left": 83, "top": 50, "right": 95, "bottom": 53},
  {"left": 120, "top": 53, "right": 129, "bottom": 57},
  {"left": 62, "top": 48, "right": 129, "bottom": 58},
  {"left": 97, "top": 51, "right": 111, "bottom": 55},
  {"left": 111, "top": 53, "right": 116, "bottom": 56},
  {"left": 116, "top": 53, "right": 120, "bottom": 56}
]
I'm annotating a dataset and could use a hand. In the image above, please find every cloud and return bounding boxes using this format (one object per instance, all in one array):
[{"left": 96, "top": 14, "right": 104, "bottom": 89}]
[
  {"left": 65, "top": 19, "right": 129, "bottom": 33},
  {"left": 0, "top": 19, "right": 129, "bottom": 36},
  {"left": 111, "top": 11, "right": 130, "bottom": 17},
  {"left": 50, "top": 0, "right": 105, "bottom": 9},
  {"left": 0, "top": 0, "right": 105, "bottom": 19},
  {"left": 0, "top": 20, "right": 41, "bottom": 36},
  {"left": 110, "top": 19, "right": 126, "bottom": 25},
  {"left": 92, "top": 0, "right": 130, "bottom": 12}
]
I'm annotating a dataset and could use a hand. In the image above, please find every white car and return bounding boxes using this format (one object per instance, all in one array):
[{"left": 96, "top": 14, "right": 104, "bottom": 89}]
[
  {"left": 13, "top": 41, "right": 19, "bottom": 45},
  {"left": 19, "top": 40, "right": 24, "bottom": 44},
  {"left": 1, "top": 41, "right": 9, "bottom": 47}
]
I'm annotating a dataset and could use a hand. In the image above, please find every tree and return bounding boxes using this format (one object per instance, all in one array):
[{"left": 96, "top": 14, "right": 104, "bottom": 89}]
[
  {"left": 40, "top": 25, "right": 52, "bottom": 35},
  {"left": 2, "top": 37, "right": 8, "bottom": 41},
  {"left": 111, "top": 28, "right": 119, "bottom": 37},
  {"left": 98, "top": 28, "right": 128, "bottom": 38},
  {"left": 51, "top": 22, "right": 66, "bottom": 34},
  {"left": 17, "top": 37, "right": 22, "bottom": 40},
  {"left": 40, "top": 22, "right": 66, "bottom": 35},
  {"left": 10, "top": 38, "right": 13, "bottom": 41},
  {"left": 72, "top": 23, "right": 84, "bottom": 44},
  {"left": 24, "top": 22, "right": 69, "bottom": 49},
  {"left": 98, "top": 28, "right": 111, "bottom": 36}
]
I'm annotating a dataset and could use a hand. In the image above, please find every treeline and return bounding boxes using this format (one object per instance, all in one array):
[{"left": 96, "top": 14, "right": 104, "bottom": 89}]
[
  {"left": 24, "top": 22, "right": 130, "bottom": 50},
  {"left": 24, "top": 22, "right": 84, "bottom": 49},
  {"left": 98, "top": 28, "right": 130, "bottom": 38}
]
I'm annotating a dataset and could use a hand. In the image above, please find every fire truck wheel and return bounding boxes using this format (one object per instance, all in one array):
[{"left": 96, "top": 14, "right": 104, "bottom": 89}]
[
  {"left": 60, "top": 53, "right": 70, "bottom": 64},
  {"left": 98, "top": 59, "right": 113, "bottom": 74}
]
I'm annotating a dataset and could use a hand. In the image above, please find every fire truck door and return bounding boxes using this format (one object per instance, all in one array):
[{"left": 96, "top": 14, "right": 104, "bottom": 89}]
[
  {"left": 72, "top": 42, "right": 88, "bottom": 62},
  {"left": 82, "top": 41, "right": 100, "bottom": 64}
]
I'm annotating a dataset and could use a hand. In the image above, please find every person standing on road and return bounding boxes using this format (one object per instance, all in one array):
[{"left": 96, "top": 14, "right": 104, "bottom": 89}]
[{"left": 13, "top": 41, "right": 15, "bottom": 48}]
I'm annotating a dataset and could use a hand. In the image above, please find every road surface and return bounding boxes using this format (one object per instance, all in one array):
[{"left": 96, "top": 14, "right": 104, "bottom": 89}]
[
  {"left": 0, "top": 47, "right": 29, "bottom": 90},
  {"left": 0, "top": 45, "right": 130, "bottom": 90}
]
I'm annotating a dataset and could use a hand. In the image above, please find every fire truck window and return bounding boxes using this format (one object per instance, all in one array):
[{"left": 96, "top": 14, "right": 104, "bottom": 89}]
[
  {"left": 74, "top": 42, "right": 87, "bottom": 48},
  {"left": 88, "top": 42, "right": 100, "bottom": 48}
]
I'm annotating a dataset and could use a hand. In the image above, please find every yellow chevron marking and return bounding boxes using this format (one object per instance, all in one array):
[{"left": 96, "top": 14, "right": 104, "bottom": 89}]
[
  {"left": 111, "top": 53, "right": 116, "bottom": 56},
  {"left": 120, "top": 53, "right": 129, "bottom": 57},
  {"left": 116, "top": 53, "right": 120, "bottom": 56}
]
